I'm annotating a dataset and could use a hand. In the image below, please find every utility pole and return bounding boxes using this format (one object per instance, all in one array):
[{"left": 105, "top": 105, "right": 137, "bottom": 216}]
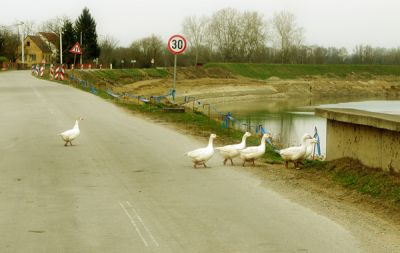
[
  {"left": 17, "top": 22, "right": 25, "bottom": 65},
  {"left": 80, "top": 31, "right": 83, "bottom": 64},
  {"left": 59, "top": 29, "right": 63, "bottom": 64}
]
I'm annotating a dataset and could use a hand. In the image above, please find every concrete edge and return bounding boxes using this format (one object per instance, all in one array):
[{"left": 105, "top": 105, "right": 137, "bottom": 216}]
[{"left": 315, "top": 108, "right": 400, "bottom": 132}]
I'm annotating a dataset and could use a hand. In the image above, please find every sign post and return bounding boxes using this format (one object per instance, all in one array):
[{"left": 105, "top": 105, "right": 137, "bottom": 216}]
[
  {"left": 69, "top": 42, "right": 83, "bottom": 67},
  {"left": 167, "top": 35, "right": 187, "bottom": 103}
]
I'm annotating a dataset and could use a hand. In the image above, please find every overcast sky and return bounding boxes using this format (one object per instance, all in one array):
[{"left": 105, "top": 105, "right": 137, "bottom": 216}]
[{"left": 1, "top": 0, "right": 399, "bottom": 51}]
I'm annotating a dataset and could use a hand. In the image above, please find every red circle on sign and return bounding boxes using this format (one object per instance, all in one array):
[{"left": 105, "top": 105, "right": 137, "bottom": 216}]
[{"left": 168, "top": 35, "right": 187, "bottom": 55}]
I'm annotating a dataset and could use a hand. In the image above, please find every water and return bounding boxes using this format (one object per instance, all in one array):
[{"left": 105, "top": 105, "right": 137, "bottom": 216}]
[{"left": 212, "top": 99, "right": 400, "bottom": 157}]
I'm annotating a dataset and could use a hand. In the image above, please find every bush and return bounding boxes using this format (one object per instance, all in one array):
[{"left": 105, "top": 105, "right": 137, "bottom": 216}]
[{"left": 0, "top": 56, "right": 9, "bottom": 63}]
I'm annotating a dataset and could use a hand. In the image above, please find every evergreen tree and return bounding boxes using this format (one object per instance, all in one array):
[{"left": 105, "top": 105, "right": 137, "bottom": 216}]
[
  {"left": 75, "top": 7, "right": 100, "bottom": 62},
  {"left": 61, "top": 19, "right": 78, "bottom": 64}
]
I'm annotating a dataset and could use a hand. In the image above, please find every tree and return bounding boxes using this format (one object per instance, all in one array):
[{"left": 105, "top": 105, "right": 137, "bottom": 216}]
[
  {"left": 0, "top": 28, "right": 19, "bottom": 61},
  {"left": 209, "top": 8, "right": 242, "bottom": 61},
  {"left": 130, "top": 35, "right": 164, "bottom": 68},
  {"left": 239, "top": 11, "right": 267, "bottom": 62},
  {"left": 38, "top": 16, "right": 69, "bottom": 34},
  {"left": 182, "top": 16, "right": 208, "bottom": 65},
  {"left": 75, "top": 7, "right": 100, "bottom": 62},
  {"left": 99, "top": 35, "right": 119, "bottom": 65},
  {"left": 61, "top": 19, "right": 78, "bottom": 64},
  {"left": 272, "top": 10, "right": 304, "bottom": 63}
]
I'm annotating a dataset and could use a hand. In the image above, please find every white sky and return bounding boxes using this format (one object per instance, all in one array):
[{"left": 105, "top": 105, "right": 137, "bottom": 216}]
[{"left": 1, "top": 0, "right": 399, "bottom": 51}]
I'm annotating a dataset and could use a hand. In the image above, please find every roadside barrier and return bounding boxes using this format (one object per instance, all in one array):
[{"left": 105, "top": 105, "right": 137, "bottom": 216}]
[
  {"left": 59, "top": 65, "right": 65, "bottom": 81},
  {"left": 50, "top": 64, "right": 54, "bottom": 79},
  {"left": 40, "top": 64, "right": 45, "bottom": 77}
]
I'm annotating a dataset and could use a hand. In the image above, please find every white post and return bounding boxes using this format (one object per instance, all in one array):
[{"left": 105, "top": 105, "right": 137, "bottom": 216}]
[
  {"left": 173, "top": 54, "right": 177, "bottom": 102},
  {"left": 80, "top": 31, "right": 83, "bottom": 64},
  {"left": 20, "top": 23, "right": 24, "bottom": 65},
  {"left": 59, "top": 29, "right": 63, "bottom": 64}
]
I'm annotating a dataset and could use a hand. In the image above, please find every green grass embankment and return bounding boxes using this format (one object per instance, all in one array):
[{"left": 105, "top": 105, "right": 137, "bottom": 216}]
[
  {"left": 205, "top": 63, "right": 400, "bottom": 79},
  {"left": 303, "top": 159, "right": 400, "bottom": 206}
]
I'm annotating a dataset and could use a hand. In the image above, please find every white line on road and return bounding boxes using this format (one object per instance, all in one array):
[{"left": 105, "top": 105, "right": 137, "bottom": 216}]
[
  {"left": 119, "top": 202, "right": 149, "bottom": 247},
  {"left": 126, "top": 201, "right": 160, "bottom": 247}
]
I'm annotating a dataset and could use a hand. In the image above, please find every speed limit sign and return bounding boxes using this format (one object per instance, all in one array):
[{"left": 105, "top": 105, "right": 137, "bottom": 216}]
[{"left": 168, "top": 35, "right": 187, "bottom": 55}]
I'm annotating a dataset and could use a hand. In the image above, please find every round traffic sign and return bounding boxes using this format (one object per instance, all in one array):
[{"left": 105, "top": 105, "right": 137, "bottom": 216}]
[{"left": 168, "top": 35, "right": 187, "bottom": 55}]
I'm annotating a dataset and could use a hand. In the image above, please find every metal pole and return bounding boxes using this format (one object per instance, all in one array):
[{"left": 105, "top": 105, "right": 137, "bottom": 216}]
[
  {"left": 59, "top": 30, "right": 63, "bottom": 64},
  {"left": 80, "top": 32, "right": 83, "bottom": 64},
  {"left": 173, "top": 54, "right": 177, "bottom": 102},
  {"left": 20, "top": 23, "right": 24, "bottom": 65}
]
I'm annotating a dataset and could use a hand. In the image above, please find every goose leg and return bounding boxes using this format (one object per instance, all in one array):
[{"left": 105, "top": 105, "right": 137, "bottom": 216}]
[
  {"left": 64, "top": 142, "right": 68, "bottom": 147},
  {"left": 230, "top": 158, "right": 234, "bottom": 165},
  {"left": 223, "top": 159, "right": 227, "bottom": 165},
  {"left": 242, "top": 160, "right": 246, "bottom": 167},
  {"left": 252, "top": 159, "right": 255, "bottom": 167},
  {"left": 203, "top": 163, "right": 207, "bottom": 168},
  {"left": 69, "top": 141, "right": 73, "bottom": 146},
  {"left": 193, "top": 163, "right": 197, "bottom": 168},
  {"left": 285, "top": 161, "right": 288, "bottom": 169}
]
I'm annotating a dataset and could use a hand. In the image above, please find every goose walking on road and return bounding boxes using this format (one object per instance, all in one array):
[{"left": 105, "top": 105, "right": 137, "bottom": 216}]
[
  {"left": 216, "top": 131, "right": 251, "bottom": 165},
  {"left": 279, "top": 134, "right": 313, "bottom": 169},
  {"left": 185, "top": 134, "right": 217, "bottom": 168},
  {"left": 239, "top": 133, "right": 271, "bottom": 167},
  {"left": 59, "top": 117, "right": 84, "bottom": 146}
]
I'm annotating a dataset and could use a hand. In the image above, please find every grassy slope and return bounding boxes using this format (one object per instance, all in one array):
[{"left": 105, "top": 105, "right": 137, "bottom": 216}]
[{"left": 205, "top": 63, "right": 400, "bottom": 79}]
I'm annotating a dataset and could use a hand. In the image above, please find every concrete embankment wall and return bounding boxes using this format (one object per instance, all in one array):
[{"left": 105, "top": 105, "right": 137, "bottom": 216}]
[{"left": 316, "top": 108, "right": 400, "bottom": 173}]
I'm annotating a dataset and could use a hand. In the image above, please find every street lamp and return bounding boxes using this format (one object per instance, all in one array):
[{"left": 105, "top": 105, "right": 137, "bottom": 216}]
[
  {"left": 131, "top": 59, "right": 136, "bottom": 68},
  {"left": 121, "top": 59, "right": 124, "bottom": 69}
]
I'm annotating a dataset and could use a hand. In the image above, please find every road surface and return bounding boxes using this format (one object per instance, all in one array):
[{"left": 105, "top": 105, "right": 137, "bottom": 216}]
[{"left": 0, "top": 71, "right": 363, "bottom": 253}]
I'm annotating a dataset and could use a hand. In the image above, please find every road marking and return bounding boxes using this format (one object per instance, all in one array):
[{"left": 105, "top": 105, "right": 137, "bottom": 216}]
[
  {"left": 119, "top": 202, "right": 149, "bottom": 247},
  {"left": 126, "top": 201, "right": 159, "bottom": 247}
]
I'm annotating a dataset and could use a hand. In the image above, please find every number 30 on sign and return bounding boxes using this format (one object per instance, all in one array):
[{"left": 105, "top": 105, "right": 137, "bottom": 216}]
[{"left": 168, "top": 35, "right": 187, "bottom": 55}]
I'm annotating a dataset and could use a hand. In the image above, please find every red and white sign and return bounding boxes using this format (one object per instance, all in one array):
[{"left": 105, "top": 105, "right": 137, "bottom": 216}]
[
  {"left": 168, "top": 35, "right": 187, "bottom": 55},
  {"left": 69, "top": 42, "right": 83, "bottom": 55}
]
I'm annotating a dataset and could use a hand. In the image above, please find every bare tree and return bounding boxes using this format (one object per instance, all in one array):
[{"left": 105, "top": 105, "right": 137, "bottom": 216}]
[
  {"left": 209, "top": 8, "right": 242, "bottom": 61},
  {"left": 182, "top": 16, "right": 208, "bottom": 65},
  {"left": 271, "top": 10, "right": 304, "bottom": 63},
  {"left": 130, "top": 34, "right": 164, "bottom": 68},
  {"left": 99, "top": 35, "right": 119, "bottom": 65},
  {"left": 239, "top": 11, "right": 267, "bottom": 62},
  {"left": 38, "top": 16, "right": 69, "bottom": 34}
]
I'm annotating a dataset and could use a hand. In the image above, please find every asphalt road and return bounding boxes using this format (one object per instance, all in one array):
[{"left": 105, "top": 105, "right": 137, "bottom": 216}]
[{"left": 0, "top": 71, "right": 363, "bottom": 253}]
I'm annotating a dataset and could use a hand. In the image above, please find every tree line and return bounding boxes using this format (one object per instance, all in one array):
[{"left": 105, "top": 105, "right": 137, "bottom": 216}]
[{"left": 1, "top": 7, "right": 400, "bottom": 66}]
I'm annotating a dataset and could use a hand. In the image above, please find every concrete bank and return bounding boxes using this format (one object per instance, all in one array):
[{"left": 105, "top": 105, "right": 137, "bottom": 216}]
[{"left": 315, "top": 108, "right": 400, "bottom": 172}]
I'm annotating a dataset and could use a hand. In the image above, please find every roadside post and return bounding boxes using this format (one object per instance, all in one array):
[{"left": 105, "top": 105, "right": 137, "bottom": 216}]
[{"left": 167, "top": 35, "right": 187, "bottom": 103}]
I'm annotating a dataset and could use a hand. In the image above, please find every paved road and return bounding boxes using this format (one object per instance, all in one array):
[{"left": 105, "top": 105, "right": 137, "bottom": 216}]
[{"left": 0, "top": 71, "right": 362, "bottom": 253}]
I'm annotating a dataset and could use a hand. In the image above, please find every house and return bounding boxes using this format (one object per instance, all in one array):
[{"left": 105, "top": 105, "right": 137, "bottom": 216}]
[{"left": 16, "top": 32, "right": 59, "bottom": 65}]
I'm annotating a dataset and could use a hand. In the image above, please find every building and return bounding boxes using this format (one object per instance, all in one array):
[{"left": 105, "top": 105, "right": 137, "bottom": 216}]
[{"left": 16, "top": 32, "right": 58, "bottom": 65}]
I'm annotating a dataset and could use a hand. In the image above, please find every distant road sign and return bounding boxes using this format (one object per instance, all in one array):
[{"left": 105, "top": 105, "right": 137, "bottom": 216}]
[
  {"left": 69, "top": 42, "right": 82, "bottom": 55},
  {"left": 168, "top": 35, "right": 187, "bottom": 55}
]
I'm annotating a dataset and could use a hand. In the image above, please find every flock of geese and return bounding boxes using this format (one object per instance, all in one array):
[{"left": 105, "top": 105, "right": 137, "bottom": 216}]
[
  {"left": 185, "top": 132, "right": 318, "bottom": 169},
  {"left": 59, "top": 118, "right": 318, "bottom": 170}
]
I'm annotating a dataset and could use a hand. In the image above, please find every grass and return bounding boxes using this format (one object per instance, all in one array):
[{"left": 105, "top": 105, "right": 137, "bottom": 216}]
[
  {"left": 303, "top": 159, "right": 400, "bottom": 205},
  {"left": 205, "top": 63, "right": 400, "bottom": 79}
]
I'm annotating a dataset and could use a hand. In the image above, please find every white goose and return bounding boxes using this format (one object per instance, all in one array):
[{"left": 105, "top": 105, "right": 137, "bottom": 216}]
[
  {"left": 185, "top": 134, "right": 216, "bottom": 168},
  {"left": 216, "top": 131, "right": 251, "bottom": 165},
  {"left": 239, "top": 133, "right": 271, "bottom": 167},
  {"left": 59, "top": 117, "right": 84, "bottom": 146},
  {"left": 279, "top": 134, "right": 313, "bottom": 169},
  {"left": 303, "top": 138, "right": 318, "bottom": 160}
]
